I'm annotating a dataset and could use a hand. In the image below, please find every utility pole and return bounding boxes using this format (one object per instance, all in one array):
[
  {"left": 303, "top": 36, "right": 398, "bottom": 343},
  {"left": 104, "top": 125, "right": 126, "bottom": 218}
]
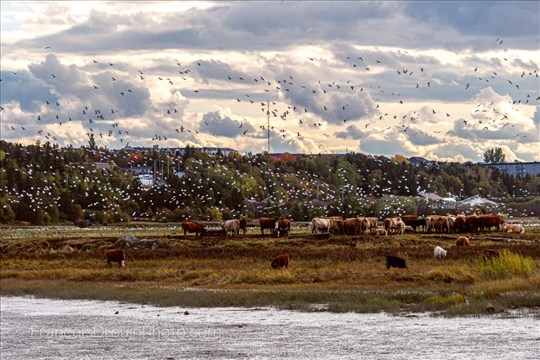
[{"left": 267, "top": 100, "right": 270, "bottom": 153}]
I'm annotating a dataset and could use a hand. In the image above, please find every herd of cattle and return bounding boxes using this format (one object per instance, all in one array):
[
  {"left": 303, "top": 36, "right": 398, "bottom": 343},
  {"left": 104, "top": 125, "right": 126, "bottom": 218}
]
[
  {"left": 178, "top": 213, "right": 524, "bottom": 238},
  {"left": 106, "top": 213, "right": 524, "bottom": 269},
  {"left": 311, "top": 214, "right": 524, "bottom": 236}
]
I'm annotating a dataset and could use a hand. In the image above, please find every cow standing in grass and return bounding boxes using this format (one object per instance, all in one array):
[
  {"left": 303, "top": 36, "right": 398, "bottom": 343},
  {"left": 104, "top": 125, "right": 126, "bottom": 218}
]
[
  {"left": 239, "top": 217, "right": 247, "bottom": 236},
  {"left": 311, "top": 217, "right": 330, "bottom": 234},
  {"left": 182, "top": 220, "right": 206, "bottom": 238},
  {"left": 386, "top": 255, "right": 407, "bottom": 269},
  {"left": 106, "top": 249, "right": 126, "bottom": 267},
  {"left": 434, "top": 246, "right": 447, "bottom": 259},
  {"left": 223, "top": 219, "right": 240, "bottom": 237},
  {"left": 259, "top": 217, "right": 277, "bottom": 236},
  {"left": 271, "top": 253, "right": 290, "bottom": 269},
  {"left": 274, "top": 218, "right": 291, "bottom": 237},
  {"left": 456, "top": 236, "right": 470, "bottom": 247}
]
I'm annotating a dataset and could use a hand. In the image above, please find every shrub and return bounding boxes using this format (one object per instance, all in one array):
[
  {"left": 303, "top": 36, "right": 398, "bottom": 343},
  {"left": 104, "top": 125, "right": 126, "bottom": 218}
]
[
  {"left": 479, "top": 249, "right": 536, "bottom": 279},
  {"left": 0, "top": 200, "right": 16, "bottom": 224}
]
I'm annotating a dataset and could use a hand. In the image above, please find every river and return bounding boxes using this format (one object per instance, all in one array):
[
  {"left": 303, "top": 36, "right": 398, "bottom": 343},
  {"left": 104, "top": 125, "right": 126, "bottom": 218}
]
[{"left": 1, "top": 296, "right": 538, "bottom": 359}]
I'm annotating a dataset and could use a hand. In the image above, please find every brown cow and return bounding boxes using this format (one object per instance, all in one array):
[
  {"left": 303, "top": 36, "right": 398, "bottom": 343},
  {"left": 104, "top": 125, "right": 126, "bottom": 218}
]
[
  {"left": 453, "top": 215, "right": 467, "bottom": 233},
  {"left": 400, "top": 215, "right": 418, "bottom": 226},
  {"left": 271, "top": 253, "right": 290, "bottom": 269},
  {"left": 274, "top": 218, "right": 291, "bottom": 237},
  {"left": 182, "top": 220, "right": 206, "bottom": 237},
  {"left": 343, "top": 218, "right": 360, "bottom": 235},
  {"left": 259, "top": 217, "right": 277, "bottom": 235},
  {"left": 434, "top": 216, "right": 449, "bottom": 233},
  {"left": 328, "top": 217, "right": 344, "bottom": 235},
  {"left": 358, "top": 217, "right": 371, "bottom": 234},
  {"left": 106, "top": 249, "right": 126, "bottom": 267},
  {"left": 239, "top": 217, "right": 247, "bottom": 236},
  {"left": 467, "top": 214, "right": 506, "bottom": 233},
  {"left": 366, "top": 217, "right": 379, "bottom": 234},
  {"left": 456, "top": 236, "right": 470, "bottom": 247}
]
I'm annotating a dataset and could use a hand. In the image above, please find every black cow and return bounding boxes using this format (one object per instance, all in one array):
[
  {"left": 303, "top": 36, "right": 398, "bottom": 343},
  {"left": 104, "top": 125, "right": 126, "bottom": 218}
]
[
  {"left": 409, "top": 218, "right": 426, "bottom": 232},
  {"left": 386, "top": 255, "right": 407, "bottom": 269}
]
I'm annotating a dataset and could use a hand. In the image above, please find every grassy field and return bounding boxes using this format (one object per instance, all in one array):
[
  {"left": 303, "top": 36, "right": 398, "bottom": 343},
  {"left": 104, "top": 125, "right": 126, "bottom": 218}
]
[{"left": 1, "top": 223, "right": 539, "bottom": 317}]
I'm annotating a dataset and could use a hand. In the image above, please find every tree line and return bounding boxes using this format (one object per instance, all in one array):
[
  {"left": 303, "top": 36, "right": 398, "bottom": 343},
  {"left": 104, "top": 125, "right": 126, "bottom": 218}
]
[{"left": 0, "top": 140, "right": 538, "bottom": 225}]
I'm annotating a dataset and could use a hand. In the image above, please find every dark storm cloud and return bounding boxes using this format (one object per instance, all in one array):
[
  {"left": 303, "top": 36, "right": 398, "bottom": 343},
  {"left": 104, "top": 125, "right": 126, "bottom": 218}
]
[
  {"left": 403, "top": 2, "right": 540, "bottom": 41},
  {"left": 12, "top": 1, "right": 538, "bottom": 56}
]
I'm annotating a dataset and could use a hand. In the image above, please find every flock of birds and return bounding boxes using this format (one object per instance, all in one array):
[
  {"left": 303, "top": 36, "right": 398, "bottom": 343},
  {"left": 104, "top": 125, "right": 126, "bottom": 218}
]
[
  {"left": 3, "top": 143, "right": 537, "bottom": 222},
  {"left": 1, "top": 36, "right": 539, "bottom": 152},
  {"left": 1, "top": 36, "right": 539, "bottom": 220}
]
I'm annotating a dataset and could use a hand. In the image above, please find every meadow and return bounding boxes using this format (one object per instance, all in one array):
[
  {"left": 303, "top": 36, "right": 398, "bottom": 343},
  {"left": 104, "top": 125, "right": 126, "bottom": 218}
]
[{"left": 1, "top": 222, "right": 539, "bottom": 317}]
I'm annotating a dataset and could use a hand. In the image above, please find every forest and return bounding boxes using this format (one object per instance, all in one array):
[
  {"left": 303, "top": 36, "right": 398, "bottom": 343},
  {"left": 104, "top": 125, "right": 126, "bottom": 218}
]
[{"left": 1, "top": 140, "right": 538, "bottom": 225}]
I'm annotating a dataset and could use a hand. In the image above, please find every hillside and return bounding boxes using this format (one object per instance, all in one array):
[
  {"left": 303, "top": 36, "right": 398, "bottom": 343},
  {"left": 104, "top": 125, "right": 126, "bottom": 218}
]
[{"left": 1, "top": 140, "right": 539, "bottom": 225}]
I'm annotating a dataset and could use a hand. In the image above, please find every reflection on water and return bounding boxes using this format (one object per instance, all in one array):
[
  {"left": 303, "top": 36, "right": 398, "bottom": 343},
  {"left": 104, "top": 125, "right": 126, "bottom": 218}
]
[{"left": 1, "top": 296, "right": 538, "bottom": 359}]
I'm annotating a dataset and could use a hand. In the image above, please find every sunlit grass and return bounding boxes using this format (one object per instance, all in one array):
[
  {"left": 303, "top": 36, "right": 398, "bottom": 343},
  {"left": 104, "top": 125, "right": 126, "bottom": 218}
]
[
  {"left": 479, "top": 249, "right": 536, "bottom": 279},
  {"left": 1, "top": 224, "right": 539, "bottom": 316}
]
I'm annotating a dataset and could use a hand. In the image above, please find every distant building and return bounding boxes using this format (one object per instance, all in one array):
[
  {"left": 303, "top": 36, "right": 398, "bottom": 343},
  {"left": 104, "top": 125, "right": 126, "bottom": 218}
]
[
  {"left": 417, "top": 191, "right": 456, "bottom": 210},
  {"left": 122, "top": 146, "right": 239, "bottom": 157},
  {"left": 125, "top": 165, "right": 153, "bottom": 176},
  {"left": 417, "top": 191, "right": 443, "bottom": 201},
  {"left": 409, "top": 157, "right": 438, "bottom": 166},
  {"left": 457, "top": 195, "right": 499, "bottom": 210},
  {"left": 479, "top": 161, "right": 540, "bottom": 177}
]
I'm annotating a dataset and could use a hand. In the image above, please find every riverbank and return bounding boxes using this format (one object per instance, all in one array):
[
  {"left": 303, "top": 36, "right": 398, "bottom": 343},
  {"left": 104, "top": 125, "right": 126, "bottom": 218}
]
[{"left": 1, "top": 225, "right": 539, "bottom": 317}]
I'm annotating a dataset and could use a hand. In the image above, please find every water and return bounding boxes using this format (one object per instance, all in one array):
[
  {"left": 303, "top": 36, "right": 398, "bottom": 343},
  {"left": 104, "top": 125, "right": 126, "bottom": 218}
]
[{"left": 1, "top": 296, "right": 538, "bottom": 359}]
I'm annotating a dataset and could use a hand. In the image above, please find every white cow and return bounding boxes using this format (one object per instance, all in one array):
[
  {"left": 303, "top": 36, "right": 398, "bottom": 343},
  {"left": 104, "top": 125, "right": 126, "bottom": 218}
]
[
  {"left": 503, "top": 223, "right": 525, "bottom": 234},
  {"left": 311, "top": 217, "right": 330, "bottom": 234},
  {"left": 222, "top": 219, "right": 240, "bottom": 237},
  {"left": 434, "top": 246, "right": 447, "bottom": 260},
  {"left": 385, "top": 217, "right": 405, "bottom": 234}
]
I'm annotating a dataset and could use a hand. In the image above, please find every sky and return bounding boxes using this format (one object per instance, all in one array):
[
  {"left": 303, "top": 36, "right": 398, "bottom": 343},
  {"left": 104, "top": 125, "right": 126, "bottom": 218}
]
[{"left": 1, "top": 1, "right": 539, "bottom": 162}]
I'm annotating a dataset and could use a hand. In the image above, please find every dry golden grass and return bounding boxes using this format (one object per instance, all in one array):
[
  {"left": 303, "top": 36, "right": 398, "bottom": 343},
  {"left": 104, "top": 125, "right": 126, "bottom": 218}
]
[{"left": 1, "top": 225, "right": 539, "bottom": 315}]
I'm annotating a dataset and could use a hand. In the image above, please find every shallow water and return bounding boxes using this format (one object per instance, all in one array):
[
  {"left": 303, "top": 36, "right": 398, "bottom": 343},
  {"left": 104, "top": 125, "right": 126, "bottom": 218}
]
[{"left": 1, "top": 296, "right": 538, "bottom": 359}]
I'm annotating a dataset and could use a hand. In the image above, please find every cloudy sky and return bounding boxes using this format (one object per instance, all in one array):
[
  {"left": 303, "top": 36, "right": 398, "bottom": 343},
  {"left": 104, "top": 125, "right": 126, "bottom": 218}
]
[{"left": 1, "top": 1, "right": 539, "bottom": 162}]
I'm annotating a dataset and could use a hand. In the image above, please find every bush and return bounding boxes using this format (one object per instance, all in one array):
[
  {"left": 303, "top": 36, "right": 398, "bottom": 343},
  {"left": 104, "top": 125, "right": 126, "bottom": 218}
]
[
  {"left": 0, "top": 201, "right": 16, "bottom": 224},
  {"left": 479, "top": 249, "right": 535, "bottom": 279},
  {"left": 374, "top": 195, "right": 417, "bottom": 218}
]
